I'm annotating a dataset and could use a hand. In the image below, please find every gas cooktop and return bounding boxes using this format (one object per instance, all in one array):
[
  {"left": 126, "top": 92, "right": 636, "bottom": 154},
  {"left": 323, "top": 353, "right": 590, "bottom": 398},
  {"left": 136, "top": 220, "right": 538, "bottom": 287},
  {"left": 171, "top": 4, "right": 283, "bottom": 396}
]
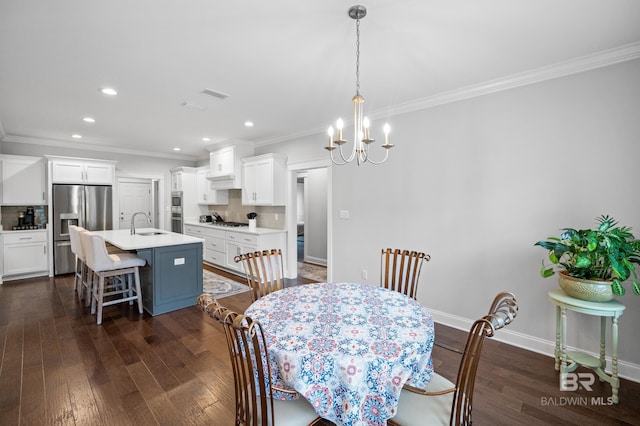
[{"left": 209, "top": 222, "right": 249, "bottom": 227}]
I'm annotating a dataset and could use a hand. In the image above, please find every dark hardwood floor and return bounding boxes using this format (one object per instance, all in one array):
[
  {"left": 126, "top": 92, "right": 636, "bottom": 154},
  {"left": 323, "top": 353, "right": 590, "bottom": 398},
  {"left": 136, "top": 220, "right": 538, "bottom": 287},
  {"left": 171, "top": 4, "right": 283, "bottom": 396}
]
[{"left": 1, "top": 268, "right": 639, "bottom": 425}]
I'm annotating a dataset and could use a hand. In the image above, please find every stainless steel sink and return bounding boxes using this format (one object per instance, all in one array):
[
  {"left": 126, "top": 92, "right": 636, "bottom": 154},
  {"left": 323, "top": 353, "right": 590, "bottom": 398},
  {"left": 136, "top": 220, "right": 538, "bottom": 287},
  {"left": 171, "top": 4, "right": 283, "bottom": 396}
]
[{"left": 137, "top": 231, "right": 166, "bottom": 236}]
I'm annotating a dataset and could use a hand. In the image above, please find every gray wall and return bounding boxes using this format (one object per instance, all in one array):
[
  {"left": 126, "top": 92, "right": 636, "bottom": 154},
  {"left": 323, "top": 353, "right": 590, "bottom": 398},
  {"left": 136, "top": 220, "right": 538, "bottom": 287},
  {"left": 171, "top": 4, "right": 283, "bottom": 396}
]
[{"left": 264, "top": 58, "right": 640, "bottom": 380}]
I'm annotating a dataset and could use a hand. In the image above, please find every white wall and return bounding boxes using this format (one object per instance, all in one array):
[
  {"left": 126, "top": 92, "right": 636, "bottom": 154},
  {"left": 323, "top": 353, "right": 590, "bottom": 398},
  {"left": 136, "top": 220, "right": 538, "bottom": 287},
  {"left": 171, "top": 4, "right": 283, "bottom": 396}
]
[{"left": 264, "top": 58, "right": 640, "bottom": 380}]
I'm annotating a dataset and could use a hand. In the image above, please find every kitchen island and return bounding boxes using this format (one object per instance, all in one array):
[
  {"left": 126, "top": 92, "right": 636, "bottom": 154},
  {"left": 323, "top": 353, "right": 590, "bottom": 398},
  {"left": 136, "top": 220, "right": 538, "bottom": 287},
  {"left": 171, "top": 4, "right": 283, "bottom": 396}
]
[{"left": 90, "top": 228, "right": 204, "bottom": 316}]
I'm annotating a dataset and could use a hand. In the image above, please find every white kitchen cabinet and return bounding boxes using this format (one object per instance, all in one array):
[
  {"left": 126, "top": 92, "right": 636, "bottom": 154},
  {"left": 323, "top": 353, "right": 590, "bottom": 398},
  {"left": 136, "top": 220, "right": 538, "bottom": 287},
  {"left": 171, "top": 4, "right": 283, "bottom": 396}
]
[
  {"left": 171, "top": 166, "right": 200, "bottom": 193},
  {"left": 49, "top": 157, "right": 116, "bottom": 185},
  {"left": 241, "top": 153, "right": 287, "bottom": 206},
  {"left": 171, "top": 170, "right": 183, "bottom": 191},
  {"left": 208, "top": 144, "right": 254, "bottom": 189},
  {"left": 204, "top": 227, "right": 226, "bottom": 267},
  {"left": 225, "top": 231, "right": 258, "bottom": 272},
  {"left": 2, "top": 231, "right": 48, "bottom": 278},
  {"left": 1, "top": 155, "right": 47, "bottom": 205},
  {"left": 196, "top": 167, "right": 228, "bottom": 205},
  {"left": 183, "top": 222, "right": 286, "bottom": 276}
]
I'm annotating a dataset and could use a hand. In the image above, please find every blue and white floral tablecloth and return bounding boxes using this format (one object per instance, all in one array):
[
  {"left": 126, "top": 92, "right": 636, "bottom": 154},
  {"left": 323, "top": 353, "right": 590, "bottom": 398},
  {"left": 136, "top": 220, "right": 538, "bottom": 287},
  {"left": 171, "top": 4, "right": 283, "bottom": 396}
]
[{"left": 244, "top": 282, "right": 435, "bottom": 426}]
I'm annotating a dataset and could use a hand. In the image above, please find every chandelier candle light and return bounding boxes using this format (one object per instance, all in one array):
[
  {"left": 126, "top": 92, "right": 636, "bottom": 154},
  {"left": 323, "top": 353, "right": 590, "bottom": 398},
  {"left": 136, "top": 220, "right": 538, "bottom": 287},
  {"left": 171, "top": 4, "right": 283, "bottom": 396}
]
[{"left": 325, "top": 5, "right": 394, "bottom": 166}]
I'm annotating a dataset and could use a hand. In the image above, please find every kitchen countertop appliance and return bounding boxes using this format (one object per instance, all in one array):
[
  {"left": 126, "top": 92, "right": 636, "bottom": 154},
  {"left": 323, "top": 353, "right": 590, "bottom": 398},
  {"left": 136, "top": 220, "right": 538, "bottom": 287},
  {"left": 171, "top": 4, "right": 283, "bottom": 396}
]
[
  {"left": 208, "top": 221, "right": 249, "bottom": 227},
  {"left": 199, "top": 215, "right": 212, "bottom": 223},
  {"left": 53, "top": 184, "right": 112, "bottom": 275}
]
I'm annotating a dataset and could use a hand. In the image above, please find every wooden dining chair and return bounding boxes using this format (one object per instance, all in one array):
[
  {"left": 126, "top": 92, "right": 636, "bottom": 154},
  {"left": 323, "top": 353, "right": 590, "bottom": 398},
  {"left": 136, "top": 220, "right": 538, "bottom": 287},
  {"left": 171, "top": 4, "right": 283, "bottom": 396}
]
[
  {"left": 380, "top": 248, "right": 430, "bottom": 299},
  {"left": 197, "top": 295, "right": 321, "bottom": 426},
  {"left": 393, "top": 292, "right": 518, "bottom": 426},
  {"left": 234, "top": 249, "right": 285, "bottom": 301}
]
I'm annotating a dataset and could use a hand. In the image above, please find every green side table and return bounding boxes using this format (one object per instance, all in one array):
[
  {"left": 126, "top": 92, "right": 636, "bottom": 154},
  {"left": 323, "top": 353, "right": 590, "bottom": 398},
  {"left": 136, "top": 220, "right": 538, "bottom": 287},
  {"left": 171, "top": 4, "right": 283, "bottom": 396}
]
[{"left": 548, "top": 289, "right": 625, "bottom": 403}]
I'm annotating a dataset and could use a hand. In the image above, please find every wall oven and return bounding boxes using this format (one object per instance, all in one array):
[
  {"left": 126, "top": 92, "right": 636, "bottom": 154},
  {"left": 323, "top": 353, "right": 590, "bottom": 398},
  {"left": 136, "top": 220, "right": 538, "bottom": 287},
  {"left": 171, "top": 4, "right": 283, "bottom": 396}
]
[{"left": 171, "top": 191, "right": 183, "bottom": 233}]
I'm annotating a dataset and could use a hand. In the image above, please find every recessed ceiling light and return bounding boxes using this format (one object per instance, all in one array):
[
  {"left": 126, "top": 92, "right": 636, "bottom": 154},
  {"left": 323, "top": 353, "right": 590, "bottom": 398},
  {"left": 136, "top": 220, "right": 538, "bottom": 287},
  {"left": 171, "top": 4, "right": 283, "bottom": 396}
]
[
  {"left": 100, "top": 87, "right": 118, "bottom": 96},
  {"left": 72, "top": 134, "right": 82, "bottom": 139},
  {"left": 83, "top": 117, "right": 95, "bottom": 123},
  {"left": 173, "top": 147, "right": 181, "bottom": 151},
  {"left": 202, "top": 137, "right": 210, "bottom": 142},
  {"left": 244, "top": 121, "right": 254, "bottom": 127}
]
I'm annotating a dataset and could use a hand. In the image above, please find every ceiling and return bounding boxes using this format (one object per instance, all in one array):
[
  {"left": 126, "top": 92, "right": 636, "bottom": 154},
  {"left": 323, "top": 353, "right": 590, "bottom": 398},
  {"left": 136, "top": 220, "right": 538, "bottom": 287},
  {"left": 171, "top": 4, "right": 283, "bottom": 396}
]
[{"left": 1, "top": 1, "right": 639, "bottom": 160}]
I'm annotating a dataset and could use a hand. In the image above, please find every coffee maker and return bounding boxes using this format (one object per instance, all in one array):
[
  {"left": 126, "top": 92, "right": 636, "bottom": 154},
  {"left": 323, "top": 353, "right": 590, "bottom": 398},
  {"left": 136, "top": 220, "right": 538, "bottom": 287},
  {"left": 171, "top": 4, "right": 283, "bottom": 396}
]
[{"left": 24, "top": 207, "right": 35, "bottom": 226}]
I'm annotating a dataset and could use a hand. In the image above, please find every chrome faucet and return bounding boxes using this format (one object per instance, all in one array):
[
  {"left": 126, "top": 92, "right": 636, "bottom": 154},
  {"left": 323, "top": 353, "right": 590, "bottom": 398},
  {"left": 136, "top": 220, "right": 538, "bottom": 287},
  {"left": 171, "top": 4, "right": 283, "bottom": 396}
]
[{"left": 131, "top": 211, "right": 151, "bottom": 235}]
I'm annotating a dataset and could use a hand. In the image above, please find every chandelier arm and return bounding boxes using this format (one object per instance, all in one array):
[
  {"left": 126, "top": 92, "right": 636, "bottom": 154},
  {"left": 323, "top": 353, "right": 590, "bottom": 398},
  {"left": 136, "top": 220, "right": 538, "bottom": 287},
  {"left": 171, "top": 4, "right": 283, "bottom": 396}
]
[
  {"left": 339, "top": 141, "right": 357, "bottom": 163},
  {"left": 360, "top": 148, "right": 391, "bottom": 165}
]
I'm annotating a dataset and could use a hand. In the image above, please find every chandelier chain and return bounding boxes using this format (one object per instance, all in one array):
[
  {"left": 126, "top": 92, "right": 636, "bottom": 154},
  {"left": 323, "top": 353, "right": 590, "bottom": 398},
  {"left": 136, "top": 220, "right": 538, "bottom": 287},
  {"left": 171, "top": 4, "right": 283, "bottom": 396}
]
[{"left": 355, "top": 18, "right": 360, "bottom": 96}]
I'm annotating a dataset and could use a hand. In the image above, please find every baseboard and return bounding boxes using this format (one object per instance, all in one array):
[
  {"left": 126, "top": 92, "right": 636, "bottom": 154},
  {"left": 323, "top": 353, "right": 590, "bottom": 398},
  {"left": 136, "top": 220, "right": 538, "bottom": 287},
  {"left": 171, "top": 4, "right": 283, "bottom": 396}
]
[
  {"left": 302, "top": 256, "right": 326, "bottom": 266},
  {"left": 429, "top": 308, "right": 640, "bottom": 383}
]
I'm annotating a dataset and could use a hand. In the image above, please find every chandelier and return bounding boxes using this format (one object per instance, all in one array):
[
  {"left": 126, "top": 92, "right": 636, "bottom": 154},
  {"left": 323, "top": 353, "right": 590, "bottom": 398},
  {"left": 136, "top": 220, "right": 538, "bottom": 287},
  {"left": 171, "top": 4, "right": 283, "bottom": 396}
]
[{"left": 325, "top": 5, "right": 394, "bottom": 166}]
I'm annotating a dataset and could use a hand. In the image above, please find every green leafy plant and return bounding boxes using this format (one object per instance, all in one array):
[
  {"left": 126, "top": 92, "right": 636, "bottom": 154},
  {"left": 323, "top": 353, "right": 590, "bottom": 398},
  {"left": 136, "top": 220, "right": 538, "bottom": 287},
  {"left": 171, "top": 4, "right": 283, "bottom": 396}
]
[{"left": 534, "top": 215, "right": 640, "bottom": 296}]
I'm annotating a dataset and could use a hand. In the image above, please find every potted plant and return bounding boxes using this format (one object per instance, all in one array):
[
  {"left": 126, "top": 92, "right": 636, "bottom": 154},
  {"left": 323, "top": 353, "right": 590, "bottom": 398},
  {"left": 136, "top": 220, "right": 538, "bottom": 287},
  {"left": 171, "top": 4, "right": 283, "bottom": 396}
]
[{"left": 535, "top": 215, "right": 640, "bottom": 301}]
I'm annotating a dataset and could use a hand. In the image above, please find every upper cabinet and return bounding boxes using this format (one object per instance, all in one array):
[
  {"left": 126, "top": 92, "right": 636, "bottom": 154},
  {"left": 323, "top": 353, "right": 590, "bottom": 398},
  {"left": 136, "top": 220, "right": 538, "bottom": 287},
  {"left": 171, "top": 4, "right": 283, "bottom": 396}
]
[
  {"left": 207, "top": 144, "right": 254, "bottom": 189},
  {"left": 196, "top": 167, "right": 228, "bottom": 205},
  {"left": 48, "top": 157, "right": 116, "bottom": 185},
  {"left": 241, "top": 153, "right": 287, "bottom": 206},
  {"left": 0, "top": 155, "right": 47, "bottom": 205}
]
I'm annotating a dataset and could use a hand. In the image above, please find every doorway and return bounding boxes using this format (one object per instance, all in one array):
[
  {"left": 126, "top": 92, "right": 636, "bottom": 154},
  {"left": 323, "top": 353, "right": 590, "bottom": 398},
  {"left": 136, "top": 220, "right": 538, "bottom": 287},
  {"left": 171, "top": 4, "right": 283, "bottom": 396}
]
[
  {"left": 286, "top": 159, "right": 331, "bottom": 281},
  {"left": 116, "top": 177, "right": 161, "bottom": 230}
]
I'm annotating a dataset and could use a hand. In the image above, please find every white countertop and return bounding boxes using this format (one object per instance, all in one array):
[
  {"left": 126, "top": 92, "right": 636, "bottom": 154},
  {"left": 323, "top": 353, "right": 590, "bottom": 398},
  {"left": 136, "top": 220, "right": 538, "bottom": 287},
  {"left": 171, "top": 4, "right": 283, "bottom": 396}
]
[
  {"left": 0, "top": 228, "right": 47, "bottom": 234},
  {"left": 90, "top": 228, "right": 204, "bottom": 250},
  {"left": 184, "top": 221, "right": 286, "bottom": 235}
]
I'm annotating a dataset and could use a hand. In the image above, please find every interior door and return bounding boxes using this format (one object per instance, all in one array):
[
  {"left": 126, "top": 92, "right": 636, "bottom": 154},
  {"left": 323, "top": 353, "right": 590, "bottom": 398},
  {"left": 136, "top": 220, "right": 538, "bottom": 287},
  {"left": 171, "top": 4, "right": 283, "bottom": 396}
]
[{"left": 118, "top": 180, "right": 152, "bottom": 230}]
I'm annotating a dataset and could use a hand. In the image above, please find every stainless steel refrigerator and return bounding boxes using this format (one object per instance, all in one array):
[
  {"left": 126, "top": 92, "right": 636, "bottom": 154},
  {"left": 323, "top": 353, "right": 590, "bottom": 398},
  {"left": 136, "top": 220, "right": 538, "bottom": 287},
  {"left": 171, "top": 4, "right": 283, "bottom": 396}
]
[{"left": 53, "top": 184, "right": 112, "bottom": 275}]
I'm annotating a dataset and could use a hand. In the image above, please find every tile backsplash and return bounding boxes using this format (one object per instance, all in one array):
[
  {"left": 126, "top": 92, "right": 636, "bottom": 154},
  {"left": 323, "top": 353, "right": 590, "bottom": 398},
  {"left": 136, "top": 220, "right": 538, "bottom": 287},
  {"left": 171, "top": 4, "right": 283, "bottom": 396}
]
[{"left": 209, "top": 189, "right": 285, "bottom": 229}]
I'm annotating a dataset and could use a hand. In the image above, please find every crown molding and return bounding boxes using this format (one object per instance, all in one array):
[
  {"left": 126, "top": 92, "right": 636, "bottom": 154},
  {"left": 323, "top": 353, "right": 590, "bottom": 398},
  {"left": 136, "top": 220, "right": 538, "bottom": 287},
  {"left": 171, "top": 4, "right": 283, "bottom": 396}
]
[
  {"left": 1, "top": 135, "right": 199, "bottom": 161},
  {"left": 256, "top": 41, "right": 640, "bottom": 147}
]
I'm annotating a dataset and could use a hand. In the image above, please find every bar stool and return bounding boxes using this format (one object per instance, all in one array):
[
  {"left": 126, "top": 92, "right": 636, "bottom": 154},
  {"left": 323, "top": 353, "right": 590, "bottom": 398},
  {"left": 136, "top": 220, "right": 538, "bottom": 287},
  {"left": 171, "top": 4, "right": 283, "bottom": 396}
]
[
  {"left": 68, "top": 225, "right": 91, "bottom": 305},
  {"left": 81, "top": 232, "right": 146, "bottom": 325}
]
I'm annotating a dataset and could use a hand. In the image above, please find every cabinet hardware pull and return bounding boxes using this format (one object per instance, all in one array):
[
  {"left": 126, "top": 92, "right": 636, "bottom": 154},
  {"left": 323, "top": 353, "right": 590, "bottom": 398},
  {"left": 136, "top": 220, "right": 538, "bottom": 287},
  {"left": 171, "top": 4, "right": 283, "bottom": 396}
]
[{"left": 19, "top": 237, "right": 33, "bottom": 240}]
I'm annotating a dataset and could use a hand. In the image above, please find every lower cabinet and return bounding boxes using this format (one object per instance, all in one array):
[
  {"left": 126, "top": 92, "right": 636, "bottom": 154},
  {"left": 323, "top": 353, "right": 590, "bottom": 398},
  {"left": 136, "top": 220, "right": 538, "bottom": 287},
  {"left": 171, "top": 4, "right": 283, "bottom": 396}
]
[
  {"left": 184, "top": 223, "right": 286, "bottom": 276},
  {"left": 204, "top": 228, "right": 226, "bottom": 266},
  {"left": 2, "top": 231, "right": 48, "bottom": 281},
  {"left": 225, "top": 231, "right": 258, "bottom": 273}
]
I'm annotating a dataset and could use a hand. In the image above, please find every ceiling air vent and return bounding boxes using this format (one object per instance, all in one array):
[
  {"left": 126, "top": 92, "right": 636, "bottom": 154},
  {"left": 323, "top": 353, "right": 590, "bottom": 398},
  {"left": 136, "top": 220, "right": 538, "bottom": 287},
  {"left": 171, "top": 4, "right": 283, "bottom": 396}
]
[
  {"left": 201, "top": 88, "right": 230, "bottom": 100},
  {"left": 180, "top": 101, "right": 207, "bottom": 111}
]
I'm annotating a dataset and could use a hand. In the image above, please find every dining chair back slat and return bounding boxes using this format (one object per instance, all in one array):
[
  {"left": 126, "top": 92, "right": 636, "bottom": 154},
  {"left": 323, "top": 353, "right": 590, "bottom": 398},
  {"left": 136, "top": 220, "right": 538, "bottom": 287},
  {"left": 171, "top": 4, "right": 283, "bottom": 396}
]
[
  {"left": 197, "top": 295, "right": 320, "bottom": 426},
  {"left": 396, "top": 292, "right": 518, "bottom": 426},
  {"left": 380, "top": 248, "right": 430, "bottom": 299},
  {"left": 235, "top": 249, "right": 285, "bottom": 301}
]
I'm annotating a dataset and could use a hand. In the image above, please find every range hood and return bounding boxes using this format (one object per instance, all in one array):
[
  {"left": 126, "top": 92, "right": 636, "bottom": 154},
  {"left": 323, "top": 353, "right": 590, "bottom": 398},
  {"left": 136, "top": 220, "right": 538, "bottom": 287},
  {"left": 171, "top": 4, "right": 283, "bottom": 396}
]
[{"left": 207, "top": 173, "right": 241, "bottom": 190}]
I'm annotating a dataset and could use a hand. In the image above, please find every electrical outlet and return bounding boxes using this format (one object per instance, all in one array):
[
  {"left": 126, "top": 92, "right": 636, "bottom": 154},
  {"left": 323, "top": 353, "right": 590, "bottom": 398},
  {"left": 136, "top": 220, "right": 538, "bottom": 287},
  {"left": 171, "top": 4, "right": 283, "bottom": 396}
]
[{"left": 361, "top": 269, "right": 368, "bottom": 280}]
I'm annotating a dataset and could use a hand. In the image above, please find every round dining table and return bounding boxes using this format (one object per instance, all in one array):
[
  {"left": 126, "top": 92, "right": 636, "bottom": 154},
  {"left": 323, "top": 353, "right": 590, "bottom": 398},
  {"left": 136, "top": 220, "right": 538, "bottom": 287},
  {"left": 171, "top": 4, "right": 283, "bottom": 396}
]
[{"left": 244, "top": 282, "right": 435, "bottom": 426}]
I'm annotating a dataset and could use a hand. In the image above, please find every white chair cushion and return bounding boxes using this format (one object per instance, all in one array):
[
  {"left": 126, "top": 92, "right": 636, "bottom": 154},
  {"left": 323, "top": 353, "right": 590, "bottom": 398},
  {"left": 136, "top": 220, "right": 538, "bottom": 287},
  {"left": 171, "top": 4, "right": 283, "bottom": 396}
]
[
  {"left": 271, "top": 397, "right": 319, "bottom": 426},
  {"left": 393, "top": 373, "right": 455, "bottom": 426},
  {"left": 108, "top": 252, "right": 146, "bottom": 269},
  {"left": 86, "top": 234, "right": 145, "bottom": 272}
]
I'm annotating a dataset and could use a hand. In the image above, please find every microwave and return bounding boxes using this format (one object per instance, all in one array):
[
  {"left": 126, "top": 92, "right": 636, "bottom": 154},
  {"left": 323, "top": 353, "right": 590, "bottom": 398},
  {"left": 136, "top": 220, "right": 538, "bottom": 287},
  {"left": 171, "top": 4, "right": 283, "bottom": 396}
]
[{"left": 171, "top": 191, "right": 183, "bottom": 207}]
